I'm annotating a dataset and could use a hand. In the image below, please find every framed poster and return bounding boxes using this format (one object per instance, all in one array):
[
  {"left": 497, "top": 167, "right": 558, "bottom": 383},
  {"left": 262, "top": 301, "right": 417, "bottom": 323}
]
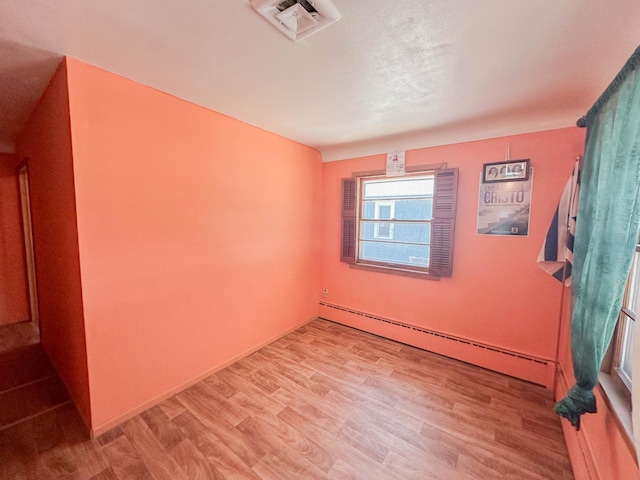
[
  {"left": 477, "top": 168, "right": 533, "bottom": 236},
  {"left": 483, "top": 159, "right": 530, "bottom": 183}
]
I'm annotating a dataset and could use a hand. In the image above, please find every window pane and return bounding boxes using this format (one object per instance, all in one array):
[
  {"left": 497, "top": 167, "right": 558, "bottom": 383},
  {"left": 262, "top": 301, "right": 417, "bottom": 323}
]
[
  {"left": 358, "top": 173, "right": 435, "bottom": 270},
  {"left": 360, "top": 241, "right": 430, "bottom": 267},
  {"left": 363, "top": 177, "right": 434, "bottom": 198},
  {"left": 377, "top": 222, "right": 391, "bottom": 237},
  {"left": 360, "top": 221, "right": 431, "bottom": 243},
  {"left": 379, "top": 205, "right": 391, "bottom": 219},
  {"left": 362, "top": 199, "right": 433, "bottom": 220},
  {"left": 608, "top": 242, "right": 639, "bottom": 391},
  {"left": 620, "top": 315, "right": 634, "bottom": 382}
]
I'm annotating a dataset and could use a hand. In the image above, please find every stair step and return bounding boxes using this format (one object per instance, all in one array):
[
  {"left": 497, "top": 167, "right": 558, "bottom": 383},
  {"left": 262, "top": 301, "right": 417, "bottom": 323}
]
[
  {"left": 0, "top": 344, "right": 56, "bottom": 393},
  {"left": 0, "top": 321, "right": 39, "bottom": 354},
  {"left": 0, "top": 375, "right": 70, "bottom": 430}
]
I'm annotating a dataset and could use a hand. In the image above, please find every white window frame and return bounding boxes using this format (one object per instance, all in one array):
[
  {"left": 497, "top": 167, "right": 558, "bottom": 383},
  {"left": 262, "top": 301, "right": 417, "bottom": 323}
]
[
  {"left": 357, "top": 172, "right": 434, "bottom": 274},
  {"left": 340, "top": 165, "right": 458, "bottom": 279},
  {"left": 608, "top": 241, "right": 639, "bottom": 397},
  {"left": 599, "top": 238, "right": 639, "bottom": 448}
]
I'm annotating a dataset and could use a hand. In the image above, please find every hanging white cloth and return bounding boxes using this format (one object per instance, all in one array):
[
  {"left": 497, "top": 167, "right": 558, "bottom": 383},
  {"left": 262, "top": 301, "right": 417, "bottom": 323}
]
[{"left": 536, "top": 159, "right": 580, "bottom": 285}]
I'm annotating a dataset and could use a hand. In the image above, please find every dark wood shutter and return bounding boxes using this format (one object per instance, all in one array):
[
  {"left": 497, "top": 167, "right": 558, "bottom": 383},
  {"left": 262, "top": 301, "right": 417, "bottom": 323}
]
[
  {"left": 341, "top": 177, "right": 357, "bottom": 263},
  {"left": 430, "top": 168, "right": 458, "bottom": 277}
]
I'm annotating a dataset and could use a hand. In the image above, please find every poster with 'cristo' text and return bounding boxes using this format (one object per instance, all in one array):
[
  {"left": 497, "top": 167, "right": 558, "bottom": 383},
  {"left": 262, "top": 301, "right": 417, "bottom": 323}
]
[{"left": 477, "top": 168, "right": 533, "bottom": 236}]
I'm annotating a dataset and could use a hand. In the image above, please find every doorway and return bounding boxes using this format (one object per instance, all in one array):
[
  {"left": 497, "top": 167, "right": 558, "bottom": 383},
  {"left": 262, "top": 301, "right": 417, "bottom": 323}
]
[{"left": 18, "top": 163, "right": 39, "bottom": 328}]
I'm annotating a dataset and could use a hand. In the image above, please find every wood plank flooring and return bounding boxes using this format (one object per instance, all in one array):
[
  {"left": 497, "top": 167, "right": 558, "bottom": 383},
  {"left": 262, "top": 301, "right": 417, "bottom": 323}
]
[
  {"left": 0, "top": 321, "right": 71, "bottom": 433},
  {"left": 0, "top": 319, "right": 574, "bottom": 479}
]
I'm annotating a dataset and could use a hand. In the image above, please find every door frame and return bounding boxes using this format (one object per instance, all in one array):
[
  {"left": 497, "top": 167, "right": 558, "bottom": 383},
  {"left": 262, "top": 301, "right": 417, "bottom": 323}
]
[{"left": 17, "top": 160, "right": 39, "bottom": 327}]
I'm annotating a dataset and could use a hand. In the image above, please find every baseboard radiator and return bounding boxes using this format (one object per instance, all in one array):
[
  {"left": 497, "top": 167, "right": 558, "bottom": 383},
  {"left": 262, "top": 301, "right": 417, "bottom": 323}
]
[{"left": 319, "top": 301, "right": 555, "bottom": 388}]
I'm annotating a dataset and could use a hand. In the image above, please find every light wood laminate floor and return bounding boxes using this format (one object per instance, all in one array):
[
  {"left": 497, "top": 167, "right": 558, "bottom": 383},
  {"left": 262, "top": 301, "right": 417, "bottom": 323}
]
[{"left": 0, "top": 319, "right": 574, "bottom": 479}]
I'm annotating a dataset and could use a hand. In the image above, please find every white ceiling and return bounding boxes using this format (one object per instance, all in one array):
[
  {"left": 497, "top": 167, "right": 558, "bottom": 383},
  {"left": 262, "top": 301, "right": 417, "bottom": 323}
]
[{"left": 1, "top": 1, "right": 639, "bottom": 161}]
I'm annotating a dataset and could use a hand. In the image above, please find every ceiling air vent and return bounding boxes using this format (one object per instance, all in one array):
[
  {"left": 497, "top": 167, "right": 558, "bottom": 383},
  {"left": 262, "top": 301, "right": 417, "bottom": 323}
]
[{"left": 251, "top": 0, "right": 342, "bottom": 42}]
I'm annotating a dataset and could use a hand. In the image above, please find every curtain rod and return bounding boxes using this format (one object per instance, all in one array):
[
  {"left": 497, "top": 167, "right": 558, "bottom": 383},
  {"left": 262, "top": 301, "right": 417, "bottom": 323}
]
[{"left": 576, "top": 44, "right": 640, "bottom": 128}]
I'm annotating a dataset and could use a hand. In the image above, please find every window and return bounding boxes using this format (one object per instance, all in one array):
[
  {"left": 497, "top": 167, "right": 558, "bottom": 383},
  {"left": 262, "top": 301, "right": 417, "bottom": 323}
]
[
  {"left": 606, "top": 239, "right": 639, "bottom": 397},
  {"left": 360, "top": 175, "right": 432, "bottom": 267},
  {"left": 340, "top": 168, "right": 458, "bottom": 278},
  {"left": 599, "top": 237, "right": 639, "bottom": 444}
]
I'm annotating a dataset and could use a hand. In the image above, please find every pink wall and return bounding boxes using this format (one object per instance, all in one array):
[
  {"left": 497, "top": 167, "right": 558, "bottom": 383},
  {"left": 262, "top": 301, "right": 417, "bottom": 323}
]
[
  {"left": 320, "top": 128, "right": 584, "bottom": 379},
  {"left": 15, "top": 56, "right": 633, "bottom": 477},
  {"left": 0, "top": 153, "right": 29, "bottom": 325},
  {"left": 320, "top": 127, "right": 637, "bottom": 478},
  {"left": 15, "top": 60, "right": 91, "bottom": 424},
  {"left": 556, "top": 285, "right": 638, "bottom": 479},
  {"left": 64, "top": 58, "right": 322, "bottom": 433}
]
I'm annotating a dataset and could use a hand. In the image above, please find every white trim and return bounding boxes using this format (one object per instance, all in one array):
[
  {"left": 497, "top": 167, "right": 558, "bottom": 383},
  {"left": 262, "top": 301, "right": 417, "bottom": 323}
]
[
  {"left": 599, "top": 373, "right": 634, "bottom": 450},
  {"left": 633, "top": 267, "right": 640, "bottom": 466},
  {"left": 319, "top": 123, "right": 576, "bottom": 162}
]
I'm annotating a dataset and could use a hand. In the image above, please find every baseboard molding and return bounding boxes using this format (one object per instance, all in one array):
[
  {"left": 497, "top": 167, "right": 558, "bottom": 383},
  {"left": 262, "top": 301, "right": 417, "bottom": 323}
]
[
  {"left": 556, "top": 366, "right": 599, "bottom": 480},
  {"left": 319, "top": 301, "right": 555, "bottom": 388},
  {"left": 89, "top": 315, "right": 317, "bottom": 438}
]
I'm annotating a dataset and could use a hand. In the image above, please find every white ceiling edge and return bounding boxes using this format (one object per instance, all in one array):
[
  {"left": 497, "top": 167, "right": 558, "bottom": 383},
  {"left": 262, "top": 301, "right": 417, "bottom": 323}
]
[
  {"left": 319, "top": 117, "right": 581, "bottom": 163},
  {"left": 0, "top": 1, "right": 638, "bottom": 159}
]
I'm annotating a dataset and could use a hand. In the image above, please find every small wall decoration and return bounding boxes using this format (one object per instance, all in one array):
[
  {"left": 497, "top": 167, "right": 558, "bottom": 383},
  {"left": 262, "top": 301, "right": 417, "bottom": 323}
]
[
  {"left": 482, "top": 159, "right": 530, "bottom": 183},
  {"left": 386, "top": 151, "right": 405, "bottom": 176}
]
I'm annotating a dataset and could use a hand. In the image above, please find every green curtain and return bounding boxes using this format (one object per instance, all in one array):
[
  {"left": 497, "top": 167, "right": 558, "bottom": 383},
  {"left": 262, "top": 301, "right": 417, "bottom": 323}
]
[{"left": 555, "top": 46, "right": 640, "bottom": 429}]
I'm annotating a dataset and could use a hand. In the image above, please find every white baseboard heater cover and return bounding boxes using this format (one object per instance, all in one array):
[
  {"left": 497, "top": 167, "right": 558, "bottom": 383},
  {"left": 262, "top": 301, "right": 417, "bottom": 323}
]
[{"left": 319, "top": 301, "right": 555, "bottom": 388}]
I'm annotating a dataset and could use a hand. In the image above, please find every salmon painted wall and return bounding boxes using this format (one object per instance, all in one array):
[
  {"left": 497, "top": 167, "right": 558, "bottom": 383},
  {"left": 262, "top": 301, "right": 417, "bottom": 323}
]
[
  {"left": 15, "top": 60, "right": 91, "bottom": 424},
  {"left": 0, "top": 153, "right": 29, "bottom": 325},
  {"left": 320, "top": 128, "right": 584, "bottom": 370},
  {"left": 64, "top": 58, "right": 322, "bottom": 432},
  {"left": 556, "top": 285, "right": 638, "bottom": 479}
]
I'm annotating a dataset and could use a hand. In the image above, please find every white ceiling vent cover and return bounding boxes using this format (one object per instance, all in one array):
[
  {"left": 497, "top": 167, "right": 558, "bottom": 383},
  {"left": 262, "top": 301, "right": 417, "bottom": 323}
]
[{"left": 251, "top": 0, "right": 342, "bottom": 42}]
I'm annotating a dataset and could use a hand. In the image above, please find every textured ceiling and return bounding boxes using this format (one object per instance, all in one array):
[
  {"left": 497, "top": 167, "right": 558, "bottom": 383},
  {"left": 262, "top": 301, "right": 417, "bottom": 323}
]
[{"left": 1, "top": 1, "right": 640, "bottom": 160}]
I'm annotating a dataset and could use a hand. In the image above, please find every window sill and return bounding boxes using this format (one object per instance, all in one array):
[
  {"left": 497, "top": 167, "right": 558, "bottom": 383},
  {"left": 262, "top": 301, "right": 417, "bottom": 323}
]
[
  {"left": 349, "top": 262, "right": 440, "bottom": 281},
  {"left": 598, "top": 373, "right": 636, "bottom": 459}
]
